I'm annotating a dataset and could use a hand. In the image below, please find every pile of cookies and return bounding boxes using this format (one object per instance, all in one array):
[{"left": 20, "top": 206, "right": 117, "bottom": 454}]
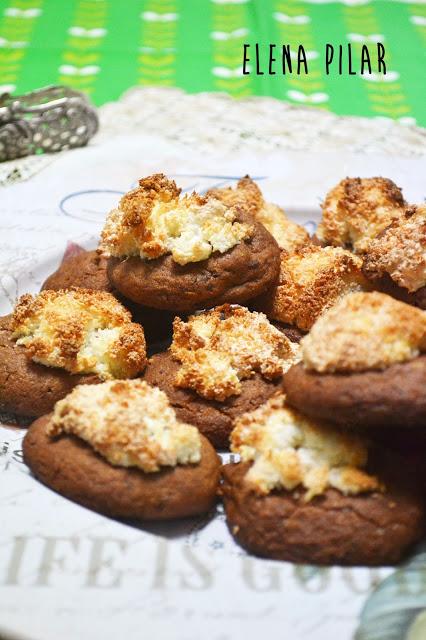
[{"left": 3, "top": 173, "right": 425, "bottom": 566}]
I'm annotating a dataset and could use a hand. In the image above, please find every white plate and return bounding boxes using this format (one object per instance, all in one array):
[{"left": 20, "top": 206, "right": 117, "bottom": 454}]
[{"left": 1, "top": 139, "right": 425, "bottom": 640}]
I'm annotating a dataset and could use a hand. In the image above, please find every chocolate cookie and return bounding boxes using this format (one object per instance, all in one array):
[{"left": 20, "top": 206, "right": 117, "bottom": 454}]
[
  {"left": 107, "top": 210, "right": 281, "bottom": 312},
  {"left": 143, "top": 351, "right": 282, "bottom": 449},
  {"left": 283, "top": 356, "right": 426, "bottom": 429},
  {"left": 42, "top": 250, "right": 113, "bottom": 292},
  {"left": 23, "top": 414, "right": 221, "bottom": 520},
  {"left": 222, "top": 462, "right": 425, "bottom": 565},
  {"left": 0, "top": 315, "right": 99, "bottom": 419}
]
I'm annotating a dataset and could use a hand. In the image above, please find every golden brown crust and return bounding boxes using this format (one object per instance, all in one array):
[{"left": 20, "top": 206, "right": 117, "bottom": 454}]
[
  {"left": 207, "top": 176, "right": 263, "bottom": 216},
  {"left": 207, "top": 176, "right": 310, "bottom": 252},
  {"left": 258, "top": 245, "right": 370, "bottom": 331},
  {"left": 317, "top": 177, "right": 407, "bottom": 254},
  {"left": 170, "top": 305, "right": 300, "bottom": 401},
  {"left": 12, "top": 288, "right": 147, "bottom": 379},
  {"left": 230, "top": 394, "right": 380, "bottom": 499},
  {"left": 100, "top": 173, "right": 253, "bottom": 265},
  {"left": 50, "top": 380, "right": 201, "bottom": 472},
  {"left": 363, "top": 204, "right": 426, "bottom": 292},
  {"left": 301, "top": 291, "right": 426, "bottom": 373}
]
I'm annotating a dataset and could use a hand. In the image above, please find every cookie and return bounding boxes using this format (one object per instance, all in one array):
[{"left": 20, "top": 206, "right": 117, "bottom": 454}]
[
  {"left": 1, "top": 289, "right": 147, "bottom": 418},
  {"left": 143, "top": 305, "right": 300, "bottom": 448},
  {"left": 317, "top": 177, "right": 407, "bottom": 254},
  {"left": 206, "top": 175, "right": 310, "bottom": 253},
  {"left": 222, "top": 461, "right": 424, "bottom": 565},
  {"left": 284, "top": 292, "right": 426, "bottom": 428},
  {"left": 23, "top": 381, "right": 221, "bottom": 519},
  {"left": 143, "top": 351, "right": 283, "bottom": 449},
  {"left": 363, "top": 204, "right": 426, "bottom": 310},
  {"left": 41, "top": 249, "right": 113, "bottom": 292},
  {"left": 101, "top": 174, "right": 281, "bottom": 312},
  {"left": 253, "top": 245, "right": 370, "bottom": 331},
  {"left": 284, "top": 356, "right": 426, "bottom": 428},
  {"left": 222, "top": 395, "right": 424, "bottom": 565},
  {"left": 0, "top": 315, "right": 99, "bottom": 418},
  {"left": 41, "top": 248, "right": 176, "bottom": 348}
]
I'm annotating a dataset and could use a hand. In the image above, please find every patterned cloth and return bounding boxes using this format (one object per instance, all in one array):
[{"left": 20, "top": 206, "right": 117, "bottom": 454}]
[{"left": 0, "top": 0, "right": 425, "bottom": 126}]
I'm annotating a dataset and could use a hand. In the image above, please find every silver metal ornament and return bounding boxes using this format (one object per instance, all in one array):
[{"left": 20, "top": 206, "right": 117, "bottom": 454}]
[{"left": 0, "top": 85, "right": 99, "bottom": 162}]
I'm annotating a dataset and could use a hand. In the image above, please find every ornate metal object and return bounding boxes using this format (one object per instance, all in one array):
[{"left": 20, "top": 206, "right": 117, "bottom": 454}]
[{"left": 0, "top": 85, "right": 99, "bottom": 162}]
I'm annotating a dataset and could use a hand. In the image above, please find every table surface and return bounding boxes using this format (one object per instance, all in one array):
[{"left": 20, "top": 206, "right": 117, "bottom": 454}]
[{"left": 0, "top": 0, "right": 425, "bottom": 126}]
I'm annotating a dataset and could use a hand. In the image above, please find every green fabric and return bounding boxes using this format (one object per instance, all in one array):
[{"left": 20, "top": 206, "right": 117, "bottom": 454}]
[{"left": 0, "top": 0, "right": 425, "bottom": 126}]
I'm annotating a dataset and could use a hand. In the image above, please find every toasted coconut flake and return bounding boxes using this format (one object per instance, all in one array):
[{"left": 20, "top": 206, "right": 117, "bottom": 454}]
[
  {"left": 302, "top": 291, "right": 426, "bottom": 373},
  {"left": 100, "top": 173, "right": 253, "bottom": 265},
  {"left": 170, "top": 305, "right": 300, "bottom": 401},
  {"left": 12, "top": 288, "right": 146, "bottom": 379},
  {"left": 261, "top": 245, "right": 370, "bottom": 331},
  {"left": 207, "top": 176, "right": 310, "bottom": 253},
  {"left": 317, "top": 177, "right": 407, "bottom": 254},
  {"left": 363, "top": 204, "right": 426, "bottom": 292},
  {"left": 231, "top": 395, "right": 381, "bottom": 500},
  {"left": 49, "top": 380, "right": 201, "bottom": 472}
]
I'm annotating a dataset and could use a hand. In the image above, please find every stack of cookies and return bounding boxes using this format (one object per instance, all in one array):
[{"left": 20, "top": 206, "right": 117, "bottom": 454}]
[{"left": 3, "top": 172, "right": 424, "bottom": 565}]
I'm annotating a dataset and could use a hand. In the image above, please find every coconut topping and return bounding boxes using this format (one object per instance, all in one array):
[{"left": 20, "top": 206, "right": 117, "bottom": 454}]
[
  {"left": 302, "top": 291, "right": 426, "bottom": 373},
  {"left": 207, "top": 176, "right": 310, "bottom": 253},
  {"left": 261, "top": 245, "right": 370, "bottom": 331},
  {"left": 363, "top": 205, "right": 426, "bottom": 292},
  {"left": 12, "top": 288, "right": 147, "bottom": 379},
  {"left": 100, "top": 173, "right": 253, "bottom": 265},
  {"left": 170, "top": 305, "right": 300, "bottom": 401},
  {"left": 317, "top": 177, "right": 407, "bottom": 254},
  {"left": 231, "top": 395, "right": 381, "bottom": 500},
  {"left": 49, "top": 380, "right": 201, "bottom": 472}
]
